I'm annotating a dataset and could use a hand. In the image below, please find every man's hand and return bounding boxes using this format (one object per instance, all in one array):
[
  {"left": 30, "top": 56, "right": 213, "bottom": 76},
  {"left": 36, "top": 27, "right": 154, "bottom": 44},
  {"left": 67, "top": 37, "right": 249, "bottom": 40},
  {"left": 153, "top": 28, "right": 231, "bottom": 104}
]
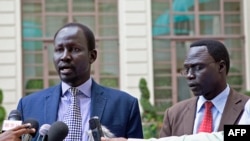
[
  {"left": 101, "top": 137, "right": 127, "bottom": 141},
  {"left": 0, "top": 123, "right": 36, "bottom": 141}
]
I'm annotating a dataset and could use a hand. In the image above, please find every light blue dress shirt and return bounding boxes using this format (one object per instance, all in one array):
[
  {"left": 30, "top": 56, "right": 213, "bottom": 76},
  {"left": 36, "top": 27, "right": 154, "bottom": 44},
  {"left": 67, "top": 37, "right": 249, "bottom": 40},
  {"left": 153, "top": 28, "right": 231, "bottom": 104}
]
[
  {"left": 193, "top": 84, "right": 230, "bottom": 133},
  {"left": 57, "top": 78, "right": 92, "bottom": 141}
]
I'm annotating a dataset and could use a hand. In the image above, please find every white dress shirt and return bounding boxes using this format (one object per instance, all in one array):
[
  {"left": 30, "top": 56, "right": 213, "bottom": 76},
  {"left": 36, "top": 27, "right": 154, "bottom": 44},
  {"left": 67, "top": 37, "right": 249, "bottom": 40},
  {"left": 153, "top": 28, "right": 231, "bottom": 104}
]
[{"left": 239, "top": 99, "right": 250, "bottom": 124}]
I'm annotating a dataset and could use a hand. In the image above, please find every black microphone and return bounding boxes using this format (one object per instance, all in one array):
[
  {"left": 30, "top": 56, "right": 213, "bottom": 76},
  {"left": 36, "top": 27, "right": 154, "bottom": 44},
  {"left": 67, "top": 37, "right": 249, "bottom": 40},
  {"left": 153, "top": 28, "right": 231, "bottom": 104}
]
[
  {"left": 47, "top": 121, "right": 68, "bottom": 141},
  {"left": 8, "top": 110, "right": 22, "bottom": 120},
  {"left": 22, "top": 119, "right": 39, "bottom": 141},
  {"left": 89, "top": 116, "right": 104, "bottom": 141},
  {"left": 2, "top": 110, "right": 22, "bottom": 132},
  {"left": 36, "top": 124, "right": 51, "bottom": 141}
]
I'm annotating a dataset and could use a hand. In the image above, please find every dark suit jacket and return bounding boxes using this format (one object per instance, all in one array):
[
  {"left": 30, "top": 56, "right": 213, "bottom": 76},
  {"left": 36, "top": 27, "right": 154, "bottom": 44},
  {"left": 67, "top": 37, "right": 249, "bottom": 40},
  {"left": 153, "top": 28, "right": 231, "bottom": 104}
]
[
  {"left": 159, "top": 88, "right": 250, "bottom": 137},
  {"left": 17, "top": 80, "right": 143, "bottom": 140}
]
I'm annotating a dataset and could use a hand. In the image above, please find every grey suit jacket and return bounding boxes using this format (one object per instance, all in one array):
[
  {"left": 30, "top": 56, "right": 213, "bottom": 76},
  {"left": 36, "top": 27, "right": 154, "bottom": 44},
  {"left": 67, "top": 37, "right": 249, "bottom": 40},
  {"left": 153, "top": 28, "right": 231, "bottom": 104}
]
[{"left": 159, "top": 88, "right": 249, "bottom": 137}]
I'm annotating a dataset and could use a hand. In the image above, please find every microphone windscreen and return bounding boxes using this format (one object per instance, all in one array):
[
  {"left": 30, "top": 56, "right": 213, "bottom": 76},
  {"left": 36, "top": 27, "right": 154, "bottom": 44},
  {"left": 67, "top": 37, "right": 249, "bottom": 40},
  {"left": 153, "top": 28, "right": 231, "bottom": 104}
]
[
  {"left": 2, "top": 110, "right": 22, "bottom": 131},
  {"left": 23, "top": 119, "right": 39, "bottom": 137},
  {"left": 39, "top": 124, "right": 51, "bottom": 136},
  {"left": 47, "top": 121, "right": 68, "bottom": 141},
  {"left": 8, "top": 110, "right": 21, "bottom": 120}
]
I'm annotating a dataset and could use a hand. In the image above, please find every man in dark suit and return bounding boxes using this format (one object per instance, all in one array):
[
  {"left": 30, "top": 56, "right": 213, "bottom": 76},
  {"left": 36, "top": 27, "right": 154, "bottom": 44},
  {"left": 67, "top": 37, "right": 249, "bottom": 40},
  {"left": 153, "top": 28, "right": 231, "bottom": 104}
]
[
  {"left": 159, "top": 39, "right": 250, "bottom": 137},
  {"left": 17, "top": 23, "right": 143, "bottom": 141}
]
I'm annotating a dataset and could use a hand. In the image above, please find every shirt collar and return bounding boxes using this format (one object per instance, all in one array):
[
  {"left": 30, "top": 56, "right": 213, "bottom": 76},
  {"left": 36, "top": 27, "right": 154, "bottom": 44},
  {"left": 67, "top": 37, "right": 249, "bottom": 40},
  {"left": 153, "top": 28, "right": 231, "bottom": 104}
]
[
  {"left": 197, "top": 84, "right": 230, "bottom": 113},
  {"left": 61, "top": 78, "right": 92, "bottom": 98}
]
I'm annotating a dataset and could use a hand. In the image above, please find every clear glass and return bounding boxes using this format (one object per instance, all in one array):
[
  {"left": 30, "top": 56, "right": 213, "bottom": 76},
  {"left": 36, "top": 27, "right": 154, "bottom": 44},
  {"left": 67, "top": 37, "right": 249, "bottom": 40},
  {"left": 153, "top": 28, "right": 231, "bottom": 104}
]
[
  {"left": 199, "top": 0, "right": 220, "bottom": 11},
  {"left": 199, "top": 15, "right": 221, "bottom": 35},
  {"left": 74, "top": 16, "right": 95, "bottom": 33},
  {"left": 224, "top": 2, "right": 240, "bottom": 12},
  {"left": 45, "top": 16, "right": 68, "bottom": 37},
  {"left": 45, "top": 0, "right": 67, "bottom": 12},
  {"left": 73, "top": 0, "right": 94, "bottom": 12}
]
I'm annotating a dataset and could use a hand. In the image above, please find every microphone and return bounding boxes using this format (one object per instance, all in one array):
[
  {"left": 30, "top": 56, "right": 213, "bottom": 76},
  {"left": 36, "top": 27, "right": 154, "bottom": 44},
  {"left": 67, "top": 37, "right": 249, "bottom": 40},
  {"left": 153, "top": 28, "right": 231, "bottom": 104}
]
[
  {"left": 47, "top": 121, "right": 68, "bottom": 141},
  {"left": 8, "top": 110, "right": 22, "bottom": 120},
  {"left": 22, "top": 119, "right": 39, "bottom": 141},
  {"left": 89, "top": 116, "right": 104, "bottom": 141},
  {"left": 2, "top": 110, "right": 22, "bottom": 132},
  {"left": 36, "top": 124, "right": 51, "bottom": 141}
]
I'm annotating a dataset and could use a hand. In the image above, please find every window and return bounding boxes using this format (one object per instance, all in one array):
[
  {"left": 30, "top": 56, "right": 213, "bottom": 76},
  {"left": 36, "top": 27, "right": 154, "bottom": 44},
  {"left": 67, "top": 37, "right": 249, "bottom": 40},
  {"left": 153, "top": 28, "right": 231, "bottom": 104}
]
[
  {"left": 22, "top": 0, "right": 119, "bottom": 95},
  {"left": 152, "top": 0, "right": 244, "bottom": 116}
]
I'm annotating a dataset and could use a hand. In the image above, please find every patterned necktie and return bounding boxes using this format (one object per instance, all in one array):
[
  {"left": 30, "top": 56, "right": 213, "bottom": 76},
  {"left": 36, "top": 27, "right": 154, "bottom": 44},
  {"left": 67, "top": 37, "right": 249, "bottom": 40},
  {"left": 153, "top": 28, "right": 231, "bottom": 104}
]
[
  {"left": 198, "top": 101, "right": 213, "bottom": 133},
  {"left": 64, "top": 87, "right": 82, "bottom": 141}
]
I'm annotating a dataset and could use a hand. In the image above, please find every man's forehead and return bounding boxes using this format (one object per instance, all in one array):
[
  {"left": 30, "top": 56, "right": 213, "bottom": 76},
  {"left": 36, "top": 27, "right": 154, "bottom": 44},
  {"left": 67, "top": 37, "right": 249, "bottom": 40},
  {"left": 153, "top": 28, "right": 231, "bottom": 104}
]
[
  {"left": 184, "top": 46, "right": 212, "bottom": 63},
  {"left": 59, "top": 26, "right": 78, "bottom": 33},
  {"left": 188, "top": 45, "right": 208, "bottom": 55}
]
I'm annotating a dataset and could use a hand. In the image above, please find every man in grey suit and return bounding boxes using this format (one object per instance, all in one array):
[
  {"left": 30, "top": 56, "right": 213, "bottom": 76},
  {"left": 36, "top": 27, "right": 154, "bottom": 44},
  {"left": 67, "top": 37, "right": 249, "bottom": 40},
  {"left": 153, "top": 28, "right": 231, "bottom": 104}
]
[
  {"left": 159, "top": 39, "right": 249, "bottom": 137},
  {"left": 17, "top": 22, "right": 143, "bottom": 141}
]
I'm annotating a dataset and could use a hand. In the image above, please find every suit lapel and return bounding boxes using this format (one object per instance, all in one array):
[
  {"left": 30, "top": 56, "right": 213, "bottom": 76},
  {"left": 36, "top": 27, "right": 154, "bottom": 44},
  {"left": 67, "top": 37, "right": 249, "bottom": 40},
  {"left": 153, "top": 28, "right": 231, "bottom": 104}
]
[
  {"left": 218, "top": 88, "right": 245, "bottom": 130},
  {"left": 44, "top": 84, "right": 61, "bottom": 124},
  {"left": 90, "top": 80, "right": 107, "bottom": 119},
  {"left": 184, "top": 97, "right": 198, "bottom": 134}
]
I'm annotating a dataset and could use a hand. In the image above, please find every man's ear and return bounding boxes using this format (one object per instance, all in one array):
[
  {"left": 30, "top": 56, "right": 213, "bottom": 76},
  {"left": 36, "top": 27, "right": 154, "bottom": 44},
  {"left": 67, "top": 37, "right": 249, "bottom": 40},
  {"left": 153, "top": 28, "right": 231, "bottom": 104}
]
[
  {"left": 218, "top": 60, "right": 226, "bottom": 73},
  {"left": 89, "top": 49, "right": 97, "bottom": 64}
]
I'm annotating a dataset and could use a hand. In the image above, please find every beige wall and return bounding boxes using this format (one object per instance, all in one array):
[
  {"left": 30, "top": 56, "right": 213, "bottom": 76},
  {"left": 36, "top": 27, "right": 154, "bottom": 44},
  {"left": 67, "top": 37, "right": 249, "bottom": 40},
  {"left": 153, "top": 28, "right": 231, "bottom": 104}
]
[
  {"left": 0, "top": 0, "right": 22, "bottom": 115},
  {"left": 243, "top": 0, "right": 250, "bottom": 91},
  {"left": 119, "top": 0, "right": 154, "bottom": 104}
]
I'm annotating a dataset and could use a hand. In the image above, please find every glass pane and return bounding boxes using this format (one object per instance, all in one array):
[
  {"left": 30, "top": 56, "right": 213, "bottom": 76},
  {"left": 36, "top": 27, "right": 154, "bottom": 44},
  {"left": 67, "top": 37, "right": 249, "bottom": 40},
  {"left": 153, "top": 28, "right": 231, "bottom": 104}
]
[
  {"left": 22, "top": 39, "right": 43, "bottom": 51},
  {"left": 100, "top": 65, "right": 119, "bottom": 76},
  {"left": 224, "top": 39, "right": 244, "bottom": 91},
  {"left": 155, "top": 89, "right": 172, "bottom": 99},
  {"left": 100, "top": 77, "right": 118, "bottom": 88},
  {"left": 225, "top": 26, "right": 241, "bottom": 34},
  {"left": 73, "top": 0, "right": 94, "bottom": 12},
  {"left": 49, "top": 79, "right": 60, "bottom": 87},
  {"left": 155, "top": 99, "right": 172, "bottom": 112},
  {"left": 74, "top": 16, "right": 95, "bottom": 33},
  {"left": 152, "top": 1, "right": 171, "bottom": 36},
  {"left": 100, "top": 40, "right": 118, "bottom": 50},
  {"left": 172, "top": 0, "right": 194, "bottom": 12},
  {"left": 173, "top": 14, "right": 195, "bottom": 35},
  {"left": 199, "top": 15, "right": 221, "bottom": 35},
  {"left": 23, "top": 52, "right": 43, "bottom": 64},
  {"left": 224, "top": 2, "right": 240, "bottom": 12},
  {"left": 99, "top": 1, "right": 117, "bottom": 12},
  {"left": 153, "top": 40, "right": 171, "bottom": 62},
  {"left": 225, "top": 14, "right": 240, "bottom": 24},
  {"left": 23, "top": 15, "right": 42, "bottom": 27},
  {"left": 224, "top": 39, "right": 243, "bottom": 63},
  {"left": 176, "top": 41, "right": 189, "bottom": 72},
  {"left": 99, "top": 26, "right": 118, "bottom": 36},
  {"left": 154, "top": 76, "right": 171, "bottom": 87},
  {"left": 45, "top": 0, "right": 67, "bottom": 12},
  {"left": 99, "top": 15, "right": 117, "bottom": 26},
  {"left": 25, "top": 78, "right": 43, "bottom": 90},
  {"left": 46, "top": 44, "right": 57, "bottom": 75},
  {"left": 22, "top": 2, "right": 41, "bottom": 13},
  {"left": 24, "top": 65, "right": 43, "bottom": 77},
  {"left": 99, "top": 48, "right": 119, "bottom": 74},
  {"left": 199, "top": 0, "right": 220, "bottom": 11},
  {"left": 177, "top": 77, "right": 191, "bottom": 101},
  {"left": 45, "top": 16, "right": 68, "bottom": 37}
]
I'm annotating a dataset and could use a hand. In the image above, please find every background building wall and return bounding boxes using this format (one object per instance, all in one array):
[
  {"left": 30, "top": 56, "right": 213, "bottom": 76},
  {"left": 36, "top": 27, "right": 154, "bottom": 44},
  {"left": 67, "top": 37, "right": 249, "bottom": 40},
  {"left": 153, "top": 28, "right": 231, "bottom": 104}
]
[
  {"left": 243, "top": 0, "right": 250, "bottom": 91},
  {"left": 0, "top": 0, "right": 22, "bottom": 114},
  {"left": 119, "top": 0, "right": 154, "bottom": 104}
]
